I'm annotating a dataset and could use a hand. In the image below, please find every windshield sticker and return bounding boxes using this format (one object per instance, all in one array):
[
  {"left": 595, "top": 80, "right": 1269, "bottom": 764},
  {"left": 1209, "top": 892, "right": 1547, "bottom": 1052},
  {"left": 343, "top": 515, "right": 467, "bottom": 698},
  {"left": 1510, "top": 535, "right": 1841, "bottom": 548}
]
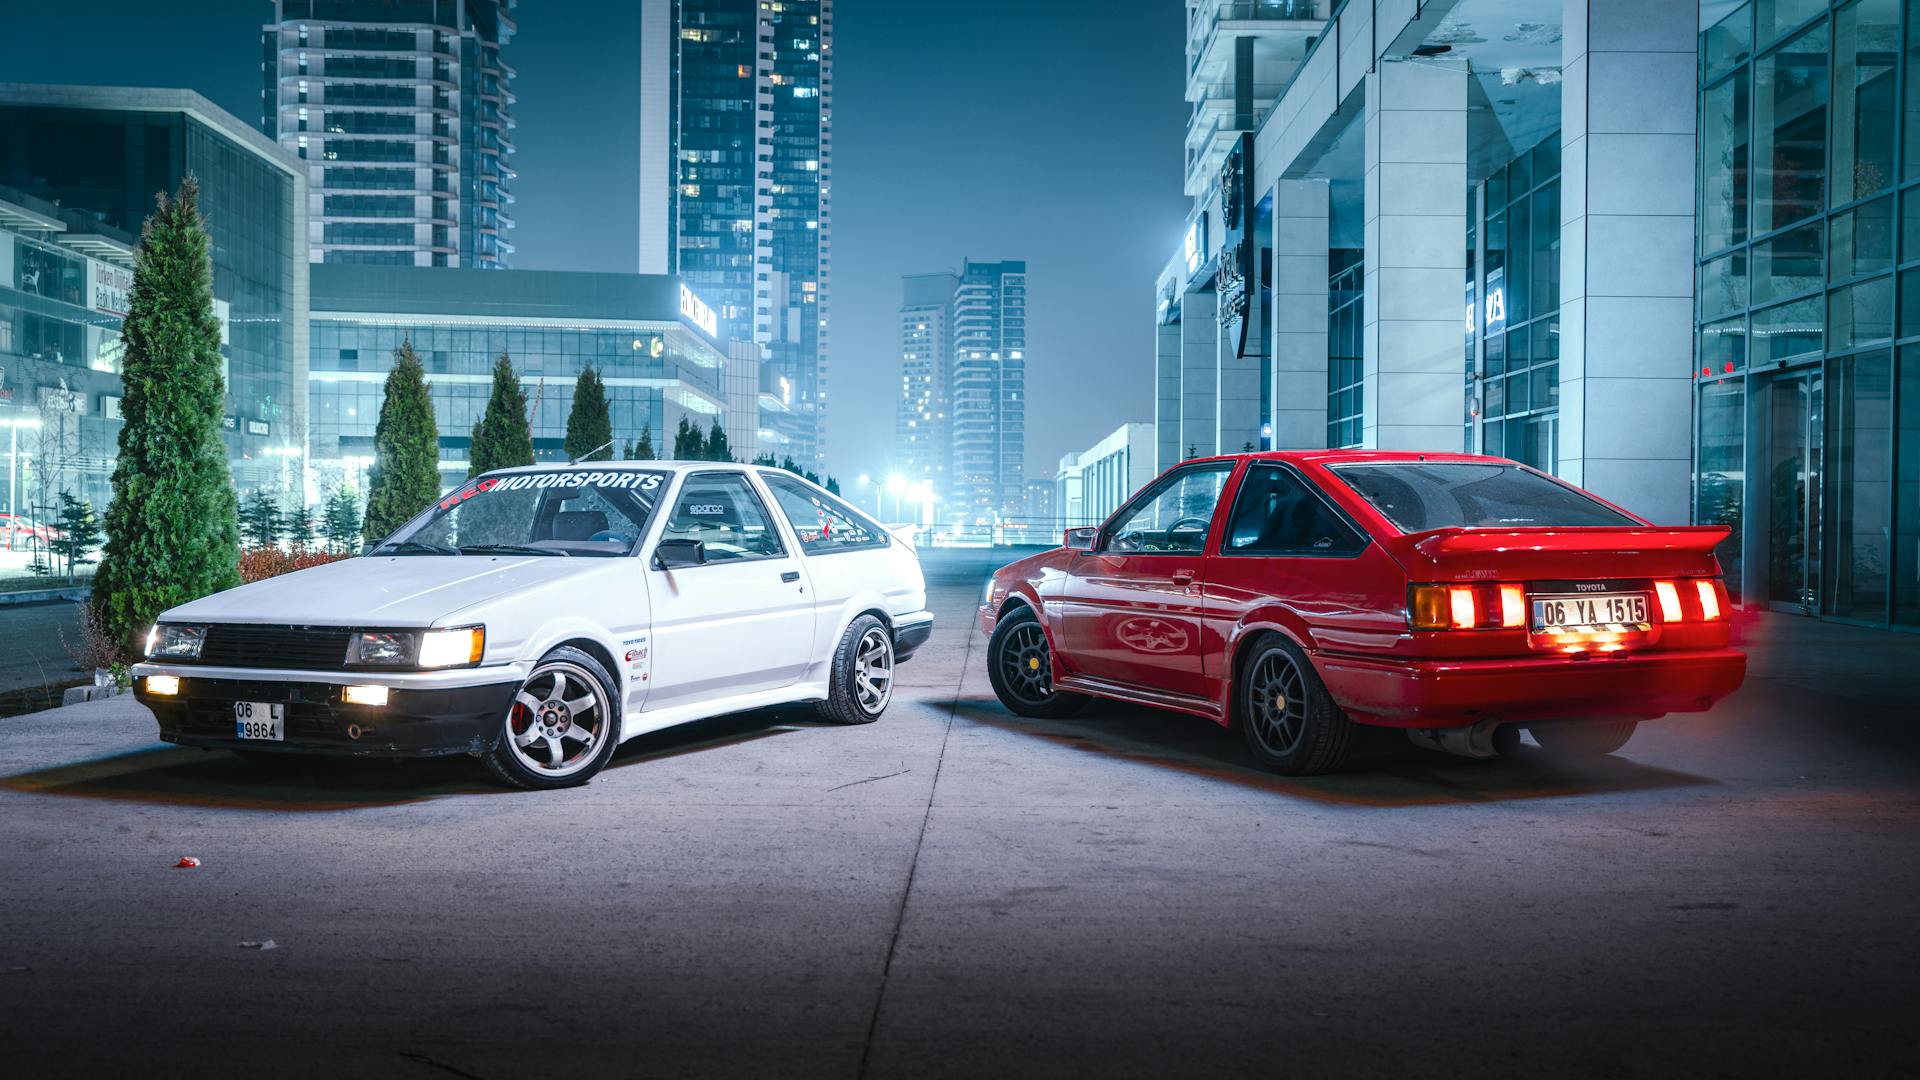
[{"left": 486, "top": 472, "right": 664, "bottom": 493}]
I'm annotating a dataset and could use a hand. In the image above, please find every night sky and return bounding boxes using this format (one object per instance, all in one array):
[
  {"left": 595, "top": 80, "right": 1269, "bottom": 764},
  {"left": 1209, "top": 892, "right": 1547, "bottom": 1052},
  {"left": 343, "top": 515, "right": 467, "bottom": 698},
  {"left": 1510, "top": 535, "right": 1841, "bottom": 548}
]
[{"left": 0, "top": 0, "right": 1189, "bottom": 485}]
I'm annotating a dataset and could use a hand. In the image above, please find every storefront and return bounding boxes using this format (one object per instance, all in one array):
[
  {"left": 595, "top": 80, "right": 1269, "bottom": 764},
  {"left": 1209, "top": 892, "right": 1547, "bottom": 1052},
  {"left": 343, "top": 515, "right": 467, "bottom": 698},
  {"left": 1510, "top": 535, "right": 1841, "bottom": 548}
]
[{"left": 1696, "top": 0, "right": 1917, "bottom": 627}]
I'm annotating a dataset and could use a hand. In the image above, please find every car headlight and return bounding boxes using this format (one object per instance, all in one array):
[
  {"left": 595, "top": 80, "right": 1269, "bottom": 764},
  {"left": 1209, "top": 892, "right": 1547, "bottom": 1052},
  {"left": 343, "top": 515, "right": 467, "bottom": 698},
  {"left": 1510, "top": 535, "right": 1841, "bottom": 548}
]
[
  {"left": 418, "top": 626, "right": 485, "bottom": 668},
  {"left": 146, "top": 624, "right": 207, "bottom": 660},
  {"left": 353, "top": 631, "right": 413, "bottom": 665}
]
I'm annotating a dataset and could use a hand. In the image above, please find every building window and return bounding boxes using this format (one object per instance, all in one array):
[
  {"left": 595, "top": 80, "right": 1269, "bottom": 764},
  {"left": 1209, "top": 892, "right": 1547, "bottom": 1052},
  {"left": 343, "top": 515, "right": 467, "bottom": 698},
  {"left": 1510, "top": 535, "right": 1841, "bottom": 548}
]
[
  {"left": 1326, "top": 248, "right": 1363, "bottom": 448},
  {"left": 1472, "top": 131, "right": 1560, "bottom": 471}
]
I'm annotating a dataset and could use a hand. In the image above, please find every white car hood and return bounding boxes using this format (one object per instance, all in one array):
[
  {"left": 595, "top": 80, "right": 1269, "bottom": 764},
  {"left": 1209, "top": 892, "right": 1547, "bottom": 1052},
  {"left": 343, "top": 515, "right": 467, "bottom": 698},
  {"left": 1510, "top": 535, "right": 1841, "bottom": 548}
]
[{"left": 161, "top": 555, "right": 594, "bottom": 628}]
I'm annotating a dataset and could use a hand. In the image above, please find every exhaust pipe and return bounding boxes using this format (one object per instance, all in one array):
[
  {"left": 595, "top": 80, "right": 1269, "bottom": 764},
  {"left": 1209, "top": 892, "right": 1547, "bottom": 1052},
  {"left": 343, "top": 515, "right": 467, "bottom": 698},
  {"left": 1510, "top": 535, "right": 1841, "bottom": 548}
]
[{"left": 1407, "top": 718, "right": 1516, "bottom": 759}]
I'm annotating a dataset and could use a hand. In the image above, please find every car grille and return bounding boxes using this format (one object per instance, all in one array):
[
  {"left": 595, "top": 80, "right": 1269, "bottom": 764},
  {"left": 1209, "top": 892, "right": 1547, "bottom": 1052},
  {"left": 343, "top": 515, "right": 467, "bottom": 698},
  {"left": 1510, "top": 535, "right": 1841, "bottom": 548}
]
[{"left": 198, "top": 625, "right": 353, "bottom": 670}]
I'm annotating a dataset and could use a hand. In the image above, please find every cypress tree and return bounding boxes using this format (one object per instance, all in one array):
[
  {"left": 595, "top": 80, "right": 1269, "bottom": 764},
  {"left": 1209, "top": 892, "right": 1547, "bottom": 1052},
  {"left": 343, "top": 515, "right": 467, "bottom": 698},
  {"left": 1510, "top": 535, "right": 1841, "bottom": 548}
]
[
  {"left": 705, "top": 416, "right": 731, "bottom": 462},
  {"left": 565, "top": 366, "right": 614, "bottom": 461},
  {"left": 92, "top": 177, "right": 241, "bottom": 654},
  {"left": 468, "top": 353, "right": 533, "bottom": 477},
  {"left": 634, "top": 425, "right": 655, "bottom": 460},
  {"left": 362, "top": 339, "right": 441, "bottom": 543},
  {"left": 673, "top": 415, "right": 706, "bottom": 460}
]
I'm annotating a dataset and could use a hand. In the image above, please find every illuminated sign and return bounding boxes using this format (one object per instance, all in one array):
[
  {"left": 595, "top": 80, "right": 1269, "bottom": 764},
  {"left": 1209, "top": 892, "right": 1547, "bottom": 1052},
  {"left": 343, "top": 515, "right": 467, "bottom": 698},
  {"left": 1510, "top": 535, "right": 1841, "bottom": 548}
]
[
  {"left": 679, "top": 283, "right": 718, "bottom": 339},
  {"left": 89, "top": 261, "right": 132, "bottom": 316},
  {"left": 1183, "top": 221, "right": 1204, "bottom": 276}
]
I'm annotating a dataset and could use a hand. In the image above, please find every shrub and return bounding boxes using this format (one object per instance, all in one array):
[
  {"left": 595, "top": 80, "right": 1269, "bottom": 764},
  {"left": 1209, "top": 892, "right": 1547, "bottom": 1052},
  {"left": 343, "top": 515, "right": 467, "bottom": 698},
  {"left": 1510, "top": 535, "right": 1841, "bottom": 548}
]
[{"left": 239, "top": 547, "right": 349, "bottom": 584}]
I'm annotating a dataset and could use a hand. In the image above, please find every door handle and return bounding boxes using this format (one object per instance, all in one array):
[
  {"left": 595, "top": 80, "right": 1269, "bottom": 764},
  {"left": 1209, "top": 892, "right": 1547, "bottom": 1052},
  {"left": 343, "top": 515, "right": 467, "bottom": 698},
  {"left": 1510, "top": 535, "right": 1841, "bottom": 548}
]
[
  {"left": 781, "top": 571, "right": 801, "bottom": 583},
  {"left": 1170, "top": 569, "right": 1196, "bottom": 587}
]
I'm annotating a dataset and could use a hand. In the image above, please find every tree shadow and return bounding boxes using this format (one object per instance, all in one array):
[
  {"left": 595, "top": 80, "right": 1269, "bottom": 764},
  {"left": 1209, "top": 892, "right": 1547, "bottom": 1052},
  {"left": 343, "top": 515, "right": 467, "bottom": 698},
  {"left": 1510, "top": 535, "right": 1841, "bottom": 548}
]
[
  {"left": 950, "top": 698, "right": 1718, "bottom": 807},
  {"left": 0, "top": 708, "right": 814, "bottom": 812}
]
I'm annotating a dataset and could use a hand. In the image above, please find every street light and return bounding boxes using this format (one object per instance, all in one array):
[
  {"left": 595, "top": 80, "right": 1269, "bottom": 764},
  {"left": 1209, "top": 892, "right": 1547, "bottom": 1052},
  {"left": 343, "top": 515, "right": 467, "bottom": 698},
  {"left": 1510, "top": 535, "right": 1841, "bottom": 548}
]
[{"left": 885, "top": 473, "right": 906, "bottom": 523}]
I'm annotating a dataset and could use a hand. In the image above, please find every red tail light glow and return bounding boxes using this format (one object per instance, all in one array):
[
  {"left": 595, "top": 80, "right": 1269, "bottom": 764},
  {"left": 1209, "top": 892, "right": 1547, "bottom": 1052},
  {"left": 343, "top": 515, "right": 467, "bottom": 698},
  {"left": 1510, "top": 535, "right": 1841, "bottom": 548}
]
[
  {"left": 1499, "top": 584, "right": 1526, "bottom": 628},
  {"left": 1449, "top": 587, "right": 1477, "bottom": 629},
  {"left": 1696, "top": 579, "right": 1722, "bottom": 620},
  {"left": 1654, "top": 580, "right": 1684, "bottom": 623}
]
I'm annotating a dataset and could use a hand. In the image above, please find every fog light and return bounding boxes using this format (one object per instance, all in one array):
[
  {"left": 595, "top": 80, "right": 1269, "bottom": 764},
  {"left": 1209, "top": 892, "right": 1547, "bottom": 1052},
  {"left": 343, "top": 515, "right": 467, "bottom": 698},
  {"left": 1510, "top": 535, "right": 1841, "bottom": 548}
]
[
  {"left": 342, "top": 684, "right": 390, "bottom": 707},
  {"left": 145, "top": 674, "right": 180, "bottom": 696}
]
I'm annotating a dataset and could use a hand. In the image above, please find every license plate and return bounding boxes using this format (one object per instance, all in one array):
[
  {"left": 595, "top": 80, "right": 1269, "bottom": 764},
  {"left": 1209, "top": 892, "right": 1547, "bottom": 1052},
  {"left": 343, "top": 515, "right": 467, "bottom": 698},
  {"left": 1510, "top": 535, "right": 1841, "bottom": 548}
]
[
  {"left": 233, "top": 701, "right": 285, "bottom": 741},
  {"left": 1532, "top": 593, "right": 1649, "bottom": 631}
]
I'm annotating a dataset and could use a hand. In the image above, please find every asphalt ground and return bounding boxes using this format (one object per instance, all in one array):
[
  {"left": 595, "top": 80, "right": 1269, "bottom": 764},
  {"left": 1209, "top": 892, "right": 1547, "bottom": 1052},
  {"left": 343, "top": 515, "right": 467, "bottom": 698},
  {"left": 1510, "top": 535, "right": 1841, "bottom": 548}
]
[{"left": 0, "top": 548, "right": 1915, "bottom": 1078}]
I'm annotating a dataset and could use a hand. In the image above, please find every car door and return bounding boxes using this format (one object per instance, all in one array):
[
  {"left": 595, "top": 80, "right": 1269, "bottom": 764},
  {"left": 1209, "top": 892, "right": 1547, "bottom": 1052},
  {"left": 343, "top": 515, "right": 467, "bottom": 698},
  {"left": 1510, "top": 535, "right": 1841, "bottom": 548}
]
[
  {"left": 1203, "top": 463, "right": 1397, "bottom": 670},
  {"left": 1055, "top": 460, "right": 1237, "bottom": 699},
  {"left": 755, "top": 469, "right": 896, "bottom": 650},
  {"left": 642, "top": 470, "right": 815, "bottom": 709}
]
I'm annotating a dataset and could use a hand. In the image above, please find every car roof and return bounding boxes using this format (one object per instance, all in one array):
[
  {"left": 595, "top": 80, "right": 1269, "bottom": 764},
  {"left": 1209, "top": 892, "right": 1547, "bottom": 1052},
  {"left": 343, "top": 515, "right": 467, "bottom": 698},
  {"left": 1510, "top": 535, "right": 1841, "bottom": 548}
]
[
  {"left": 480, "top": 460, "right": 766, "bottom": 477},
  {"left": 1179, "top": 449, "right": 1519, "bottom": 469}
]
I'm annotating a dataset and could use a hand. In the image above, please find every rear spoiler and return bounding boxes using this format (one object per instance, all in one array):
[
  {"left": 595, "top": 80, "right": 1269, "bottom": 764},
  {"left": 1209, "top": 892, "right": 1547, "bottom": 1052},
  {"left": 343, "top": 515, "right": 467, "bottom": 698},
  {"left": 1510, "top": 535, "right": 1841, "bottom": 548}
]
[{"left": 1385, "top": 525, "right": 1732, "bottom": 579}]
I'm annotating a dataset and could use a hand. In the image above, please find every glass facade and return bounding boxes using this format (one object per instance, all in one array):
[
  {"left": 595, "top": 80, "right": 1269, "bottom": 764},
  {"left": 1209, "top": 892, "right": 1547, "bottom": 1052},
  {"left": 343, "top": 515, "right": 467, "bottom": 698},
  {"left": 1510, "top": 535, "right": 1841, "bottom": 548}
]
[
  {"left": 1326, "top": 247, "right": 1363, "bottom": 448},
  {"left": 1469, "top": 132, "right": 1561, "bottom": 472},
  {"left": 1695, "top": 0, "right": 1917, "bottom": 627},
  {"left": 306, "top": 265, "right": 735, "bottom": 498},
  {"left": 0, "top": 97, "right": 306, "bottom": 502}
]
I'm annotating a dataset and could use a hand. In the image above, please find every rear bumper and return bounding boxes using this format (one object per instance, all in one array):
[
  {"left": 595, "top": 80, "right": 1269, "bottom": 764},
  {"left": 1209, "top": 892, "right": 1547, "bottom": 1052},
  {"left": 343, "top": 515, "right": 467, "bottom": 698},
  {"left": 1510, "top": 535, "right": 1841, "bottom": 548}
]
[
  {"left": 130, "top": 662, "right": 527, "bottom": 758},
  {"left": 1315, "top": 647, "right": 1747, "bottom": 728},
  {"left": 893, "top": 610, "right": 935, "bottom": 661}
]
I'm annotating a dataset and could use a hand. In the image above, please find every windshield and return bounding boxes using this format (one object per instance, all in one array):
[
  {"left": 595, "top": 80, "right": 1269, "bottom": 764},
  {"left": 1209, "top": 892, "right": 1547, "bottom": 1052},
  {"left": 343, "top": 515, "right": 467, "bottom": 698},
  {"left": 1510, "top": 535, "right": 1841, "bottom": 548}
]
[
  {"left": 370, "top": 469, "right": 669, "bottom": 557},
  {"left": 1327, "top": 462, "right": 1637, "bottom": 532}
]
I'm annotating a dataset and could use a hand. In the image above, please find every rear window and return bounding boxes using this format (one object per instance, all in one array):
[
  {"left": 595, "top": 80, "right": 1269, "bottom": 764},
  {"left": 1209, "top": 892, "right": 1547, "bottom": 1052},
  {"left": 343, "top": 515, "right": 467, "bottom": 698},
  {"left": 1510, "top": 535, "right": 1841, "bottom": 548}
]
[{"left": 1326, "top": 462, "right": 1637, "bottom": 532}]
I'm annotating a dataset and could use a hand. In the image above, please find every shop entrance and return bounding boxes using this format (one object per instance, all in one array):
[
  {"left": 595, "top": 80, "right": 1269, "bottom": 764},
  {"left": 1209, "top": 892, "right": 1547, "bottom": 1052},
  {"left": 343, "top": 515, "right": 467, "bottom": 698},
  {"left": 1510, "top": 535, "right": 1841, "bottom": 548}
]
[{"left": 1762, "top": 370, "right": 1824, "bottom": 614}]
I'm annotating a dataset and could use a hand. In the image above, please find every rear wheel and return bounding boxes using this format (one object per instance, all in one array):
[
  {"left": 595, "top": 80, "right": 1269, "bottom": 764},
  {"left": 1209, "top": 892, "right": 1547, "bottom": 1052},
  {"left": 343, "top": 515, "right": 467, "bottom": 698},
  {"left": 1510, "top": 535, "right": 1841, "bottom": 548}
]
[
  {"left": 484, "top": 646, "right": 620, "bottom": 790},
  {"left": 1238, "top": 635, "right": 1355, "bottom": 775},
  {"left": 986, "top": 607, "right": 1086, "bottom": 718},
  {"left": 1528, "top": 720, "right": 1638, "bottom": 759},
  {"left": 816, "top": 614, "right": 894, "bottom": 725}
]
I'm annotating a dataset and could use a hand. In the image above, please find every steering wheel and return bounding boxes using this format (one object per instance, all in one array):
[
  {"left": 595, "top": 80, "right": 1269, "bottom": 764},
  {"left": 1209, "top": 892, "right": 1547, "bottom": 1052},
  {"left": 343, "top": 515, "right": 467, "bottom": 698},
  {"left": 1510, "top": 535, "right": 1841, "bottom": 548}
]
[
  {"left": 1111, "top": 527, "right": 1146, "bottom": 552},
  {"left": 1164, "top": 516, "right": 1211, "bottom": 548}
]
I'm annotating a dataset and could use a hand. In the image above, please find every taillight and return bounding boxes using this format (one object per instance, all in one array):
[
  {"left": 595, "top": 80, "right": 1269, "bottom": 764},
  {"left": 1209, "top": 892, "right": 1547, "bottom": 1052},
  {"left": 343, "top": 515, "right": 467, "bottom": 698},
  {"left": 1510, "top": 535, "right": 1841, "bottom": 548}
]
[
  {"left": 1654, "top": 581, "right": 1684, "bottom": 623},
  {"left": 1696, "top": 578, "right": 1723, "bottom": 620},
  {"left": 1410, "top": 583, "right": 1527, "bottom": 631}
]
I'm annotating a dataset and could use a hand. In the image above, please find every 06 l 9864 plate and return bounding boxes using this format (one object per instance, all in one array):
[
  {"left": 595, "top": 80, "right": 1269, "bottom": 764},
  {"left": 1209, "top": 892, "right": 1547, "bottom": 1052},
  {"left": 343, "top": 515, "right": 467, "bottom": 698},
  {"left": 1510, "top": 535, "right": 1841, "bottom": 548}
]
[{"left": 233, "top": 701, "right": 285, "bottom": 741}]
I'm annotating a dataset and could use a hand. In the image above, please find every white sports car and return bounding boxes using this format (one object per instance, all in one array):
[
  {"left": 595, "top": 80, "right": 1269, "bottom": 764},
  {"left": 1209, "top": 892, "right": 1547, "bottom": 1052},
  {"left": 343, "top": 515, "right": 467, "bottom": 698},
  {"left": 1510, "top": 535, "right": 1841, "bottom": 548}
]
[{"left": 131, "top": 462, "right": 932, "bottom": 789}]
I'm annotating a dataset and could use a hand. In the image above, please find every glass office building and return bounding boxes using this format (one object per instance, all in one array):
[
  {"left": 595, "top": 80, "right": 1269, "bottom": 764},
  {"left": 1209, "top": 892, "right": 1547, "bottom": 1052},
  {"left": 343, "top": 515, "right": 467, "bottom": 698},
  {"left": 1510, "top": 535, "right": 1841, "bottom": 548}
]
[
  {"left": 0, "top": 85, "right": 309, "bottom": 501},
  {"left": 1695, "top": 0, "right": 1918, "bottom": 628},
  {"left": 307, "top": 264, "right": 751, "bottom": 497}
]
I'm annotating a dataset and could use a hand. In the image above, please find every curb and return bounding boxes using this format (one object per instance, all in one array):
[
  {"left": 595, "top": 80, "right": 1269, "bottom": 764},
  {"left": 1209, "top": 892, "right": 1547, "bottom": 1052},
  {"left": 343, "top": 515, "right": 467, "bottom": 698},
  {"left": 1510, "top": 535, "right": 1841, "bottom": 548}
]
[{"left": 0, "top": 587, "right": 91, "bottom": 606}]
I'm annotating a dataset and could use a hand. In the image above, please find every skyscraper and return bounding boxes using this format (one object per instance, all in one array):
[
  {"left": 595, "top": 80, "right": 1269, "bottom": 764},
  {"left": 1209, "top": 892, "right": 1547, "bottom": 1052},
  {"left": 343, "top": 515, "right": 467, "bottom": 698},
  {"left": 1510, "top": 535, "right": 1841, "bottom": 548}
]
[
  {"left": 261, "top": 0, "right": 516, "bottom": 268},
  {"left": 949, "top": 259, "right": 1026, "bottom": 519},
  {"left": 895, "top": 271, "right": 956, "bottom": 497},
  {"left": 638, "top": 0, "right": 831, "bottom": 468}
]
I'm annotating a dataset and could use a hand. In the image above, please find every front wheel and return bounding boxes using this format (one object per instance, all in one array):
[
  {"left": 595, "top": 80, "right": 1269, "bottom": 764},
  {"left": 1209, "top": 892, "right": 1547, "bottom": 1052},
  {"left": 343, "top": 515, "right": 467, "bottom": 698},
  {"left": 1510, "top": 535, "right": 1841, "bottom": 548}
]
[
  {"left": 986, "top": 607, "right": 1087, "bottom": 718},
  {"left": 817, "top": 614, "right": 895, "bottom": 725},
  {"left": 1528, "top": 720, "right": 1638, "bottom": 759},
  {"left": 484, "top": 646, "right": 621, "bottom": 790},
  {"left": 1237, "top": 635, "right": 1355, "bottom": 775}
]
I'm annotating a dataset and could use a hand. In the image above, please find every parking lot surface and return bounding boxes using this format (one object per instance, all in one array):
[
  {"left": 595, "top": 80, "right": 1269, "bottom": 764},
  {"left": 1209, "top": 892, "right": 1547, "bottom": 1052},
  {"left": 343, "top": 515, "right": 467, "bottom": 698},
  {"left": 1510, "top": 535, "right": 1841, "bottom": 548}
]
[{"left": 1, "top": 548, "right": 1915, "bottom": 1078}]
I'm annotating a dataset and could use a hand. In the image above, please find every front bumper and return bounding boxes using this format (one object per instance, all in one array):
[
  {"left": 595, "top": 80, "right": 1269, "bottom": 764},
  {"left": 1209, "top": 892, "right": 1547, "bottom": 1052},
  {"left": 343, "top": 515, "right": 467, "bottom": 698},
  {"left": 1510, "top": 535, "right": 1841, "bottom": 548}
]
[
  {"left": 130, "top": 661, "right": 528, "bottom": 758},
  {"left": 1315, "top": 647, "right": 1748, "bottom": 728},
  {"left": 893, "top": 610, "right": 935, "bottom": 661}
]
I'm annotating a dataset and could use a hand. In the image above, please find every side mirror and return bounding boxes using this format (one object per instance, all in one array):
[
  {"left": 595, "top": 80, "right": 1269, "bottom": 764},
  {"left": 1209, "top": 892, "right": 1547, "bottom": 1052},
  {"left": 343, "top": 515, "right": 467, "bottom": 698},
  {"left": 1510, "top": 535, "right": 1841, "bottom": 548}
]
[
  {"left": 651, "top": 538, "right": 707, "bottom": 570},
  {"left": 1064, "top": 527, "right": 1097, "bottom": 551}
]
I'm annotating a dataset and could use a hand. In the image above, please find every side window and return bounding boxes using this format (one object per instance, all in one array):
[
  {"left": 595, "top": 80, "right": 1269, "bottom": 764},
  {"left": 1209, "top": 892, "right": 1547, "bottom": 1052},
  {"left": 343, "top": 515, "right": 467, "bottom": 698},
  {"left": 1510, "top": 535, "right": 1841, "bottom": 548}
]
[
  {"left": 1223, "top": 465, "right": 1366, "bottom": 557},
  {"left": 662, "top": 473, "right": 786, "bottom": 562},
  {"left": 1103, "top": 463, "right": 1233, "bottom": 553},
  {"left": 760, "top": 471, "right": 889, "bottom": 555}
]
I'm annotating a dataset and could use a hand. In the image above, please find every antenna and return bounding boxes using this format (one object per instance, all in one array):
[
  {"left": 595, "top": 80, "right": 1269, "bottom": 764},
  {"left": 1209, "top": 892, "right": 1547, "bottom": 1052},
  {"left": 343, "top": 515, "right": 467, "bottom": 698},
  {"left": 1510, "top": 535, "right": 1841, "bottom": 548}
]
[{"left": 570, "top": 439, "right": 615, "bottom": 465}]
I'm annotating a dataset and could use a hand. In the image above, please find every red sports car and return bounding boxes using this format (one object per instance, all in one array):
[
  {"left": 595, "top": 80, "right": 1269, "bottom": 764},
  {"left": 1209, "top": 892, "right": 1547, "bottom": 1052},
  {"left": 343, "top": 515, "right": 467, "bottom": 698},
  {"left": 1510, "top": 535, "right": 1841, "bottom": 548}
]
[{"left": 979, "top": 451, "right": 1746, "bottom": 774}]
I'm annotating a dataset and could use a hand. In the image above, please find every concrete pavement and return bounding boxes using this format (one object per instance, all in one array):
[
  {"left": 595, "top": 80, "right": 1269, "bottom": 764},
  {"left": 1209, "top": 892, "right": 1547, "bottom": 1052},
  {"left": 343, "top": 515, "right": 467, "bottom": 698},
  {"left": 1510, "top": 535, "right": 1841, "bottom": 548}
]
[{"left": 0, "top": 548, "right": 1915, "bottom": 1078}]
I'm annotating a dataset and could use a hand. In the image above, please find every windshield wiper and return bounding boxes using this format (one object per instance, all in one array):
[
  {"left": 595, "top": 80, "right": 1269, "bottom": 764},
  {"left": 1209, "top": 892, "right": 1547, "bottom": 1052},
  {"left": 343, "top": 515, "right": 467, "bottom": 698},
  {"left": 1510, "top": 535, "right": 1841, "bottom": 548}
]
[
  {"left": 375, "top": 540, "right": 461, "bottom": 556},
  {"left": 458, "top": 544, "right": 570, "bottom": 557}
]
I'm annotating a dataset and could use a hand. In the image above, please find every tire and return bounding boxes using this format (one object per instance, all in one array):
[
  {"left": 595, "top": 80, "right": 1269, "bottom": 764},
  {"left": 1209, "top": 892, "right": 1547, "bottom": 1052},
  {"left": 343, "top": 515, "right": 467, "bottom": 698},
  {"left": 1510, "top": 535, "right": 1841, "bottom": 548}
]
[
  {"left": 1237, "top": 634, "right": 1355, "bottom": 776},
  {"left": 483, "top": 646, "right": 621, "bottom": 790},
  {"left": 986, "top": 606, "right": 1087, "bottom": 719},
  {"left": 816, "top": 614, "right": 895, "bottom": 725},
  {"left": 1528, "top": 720, "right": 1638, "bottom": 760}
]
